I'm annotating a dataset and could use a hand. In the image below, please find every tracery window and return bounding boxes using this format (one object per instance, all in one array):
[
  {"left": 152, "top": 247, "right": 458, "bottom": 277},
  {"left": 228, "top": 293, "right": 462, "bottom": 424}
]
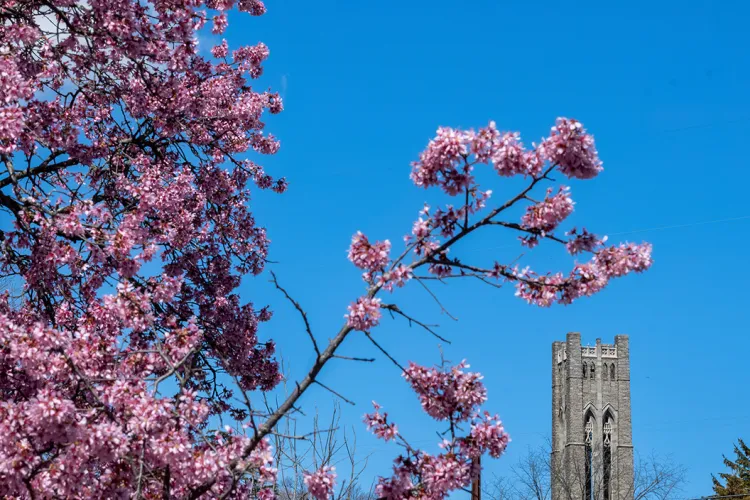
[
  {"left": 603, "top": 414, "right": 614, "bottom": 500},
  {"left": 585, "top": 413, "right": 595, "bottom": 500}
]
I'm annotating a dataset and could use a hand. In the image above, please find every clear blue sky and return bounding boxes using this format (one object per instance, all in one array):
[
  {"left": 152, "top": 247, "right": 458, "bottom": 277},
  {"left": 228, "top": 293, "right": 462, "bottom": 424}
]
[{"left": 225, "top": 0, "right": 750, "bottom": 496}]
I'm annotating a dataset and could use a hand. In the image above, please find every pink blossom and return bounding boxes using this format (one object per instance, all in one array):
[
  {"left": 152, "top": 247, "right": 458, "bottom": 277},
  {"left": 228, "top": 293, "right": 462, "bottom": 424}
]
[
  {"left": 521, "top": 186, "right": 574, "bottom": 233},
  {"left": 257, "top": 488, "right": 276, "bottom": 500},
  {"left": 211, "top": 39, "right": 229, "bottom": 58},
  {"left": 378, "top": 264, "right": 413, "bottom": 291},
  {"left": 0, "top": 105, "right": 24, "bottom": 154},
  {"left": 420, "top": 454, "right": 472, "bottom": 496},
  {"left": 239, "top": 0, "right": 267, "bottom": 15},
  {"left": 345, "top": 296, "right": 382, "bottom": 331},
  {"left": 491, "top": 132, "right": 538, "bottom": 177},
  {"left": 514, "top": 272, "right": 566, "bottom": 307},
  {"left": 411, "top": 127, "right": 474, "bottom": 195},
  {"left": 348, "top": 231, "right": 391, "bottom": 271},
  {"left": 519, "top": 235, "right": 540, "bottom": 248},
  {"left": 403, "top": 361, "right": 487, "bottom": 421},
  {"left": 304, "top": 466, "right": 336, "bottom": 500},
  {"left": 428, "top": 261, "right": 453, "bottom": 278},
  {"left": 566, "top": 227, "right": 606, "bottom": 255},
  {"left": 364, "top": 402, "right": 399, "bottom": 441},
  {"left": 514, "top": 242, "right": 652, "bottom": 306},
  {"left": 212, "top": 13, "right": 228, "bottom": 34},
  {"left": 461, "top": 413, "right": 510, "bottom": 458},
  {"left": 469, "top": 121, "right": 501, "bottom": 163},
  {"left": 593, "top": 242, "right": 653, "bottom": 278},
  {"left": 540, "top": 117, "right": 603, "bottom": 179},
  {"left": 375, "top": 461, "right": 415, "bottom": 499}
]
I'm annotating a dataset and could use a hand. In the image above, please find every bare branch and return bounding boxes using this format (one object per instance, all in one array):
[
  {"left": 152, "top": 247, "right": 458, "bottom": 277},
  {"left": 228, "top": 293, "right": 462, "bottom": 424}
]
[
  {"left": 413, "top": 276, "right": 458, "bottom": 321},
  {"left": 487, "top": 221, "right": 567, "bottom": 245},
  {"left": 333, "top": 354, "right": 376, "bottom": 362},
  {"left": 381, "top": 303, "right": 451, "bottom": 343},
  {"left": 271, "top": 271, "right": 320, "bottom": 356},
  {"left": 313, "top": 380, "right": 355, "bottom": 406},
  {"left": 364, "top": 332, "right": 406, "bottom": 373}
]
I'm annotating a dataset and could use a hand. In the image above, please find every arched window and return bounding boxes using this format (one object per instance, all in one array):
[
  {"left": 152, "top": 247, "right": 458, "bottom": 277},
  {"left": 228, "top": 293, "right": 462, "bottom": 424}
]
[
  {"left": 610, "top": 363, "right": 616, "bottom": 380},
  {"left": 603, "top": 412, "right": 614, "bottom": 500},
  {"left": 583, "top": 362, "right": 588, "bottom": 378},
  {"left": 584, "top": 412, "right": 595, "bottom": 500},
  {"left": 590, "top": 363, "right": 596, "bottom": 379},
  {"left": 603, "top": 363, "right": 609, "bottom": 381}
]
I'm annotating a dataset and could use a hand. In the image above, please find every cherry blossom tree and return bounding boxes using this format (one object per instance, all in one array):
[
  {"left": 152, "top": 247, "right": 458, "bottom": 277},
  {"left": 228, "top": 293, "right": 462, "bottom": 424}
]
[{"left": 0, "top": 0, "right": 652, "bottom": 498}]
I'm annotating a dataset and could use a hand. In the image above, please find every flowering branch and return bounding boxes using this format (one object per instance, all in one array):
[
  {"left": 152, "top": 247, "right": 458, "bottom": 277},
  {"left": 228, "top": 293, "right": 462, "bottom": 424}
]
[{"left": 0, "top": 0, "right": 652, "bottom": 495}]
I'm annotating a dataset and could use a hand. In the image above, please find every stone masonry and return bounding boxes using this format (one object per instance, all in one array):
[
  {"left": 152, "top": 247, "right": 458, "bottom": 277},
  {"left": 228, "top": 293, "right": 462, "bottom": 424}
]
[{"left": 551, "top": 333, "right": 634, "bottom": 500}]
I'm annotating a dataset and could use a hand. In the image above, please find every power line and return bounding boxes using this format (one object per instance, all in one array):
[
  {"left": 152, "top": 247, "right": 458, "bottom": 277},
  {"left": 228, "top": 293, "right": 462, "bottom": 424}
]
[
  {"left": 684, "top": 495, "right": 750, "bottom": 500},
  {"left": 607, "top": 215, "right": 750, "bottom": 237}
]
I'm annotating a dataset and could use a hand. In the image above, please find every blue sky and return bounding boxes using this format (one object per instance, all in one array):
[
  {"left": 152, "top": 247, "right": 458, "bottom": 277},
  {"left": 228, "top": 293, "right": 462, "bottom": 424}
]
[{"left": 222, "top": 0, "right": 750, "bottom": 496}]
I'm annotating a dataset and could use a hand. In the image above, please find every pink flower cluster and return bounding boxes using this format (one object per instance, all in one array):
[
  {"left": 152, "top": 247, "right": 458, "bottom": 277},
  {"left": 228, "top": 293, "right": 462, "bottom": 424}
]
[
  {"left": 347, "top": 231, "right": 413, "bottom": 293},
  {"left": 461, "top": 412, "right": 511, "bottom": 458},
  {"left": 409, "top": 118, "right": 603, "bottom": 199},
  {"left": 492, "top": 131, "right": 543, "bottom": 177},
  {"left": 513, "top": 242, "right": 653, "bottom": 306},
  {"left": 378, "top": 264, "right": 413, "bottom": 292},
  {"left": 348, "top": 231, "right": 391, "bottom": 271},
  {"left": 304, "top": 466, "right": 337, "bottom": 500},
  {"left": 540, "top": 117, "right": 603, "bottom": 179},
  {"left": 363, "top": 361, "right": 509, "bottom": 499},
  {"left": 345, "top": 296, "right": 382, "bottom": 331},
  {"left": 410, "top": 127, "right": 473, "bottom": 195},
  {"left": 364, "top": 402, "right": 399, "bottom": 441},
  {"left": 403, "top": 360, "right": 487, "bottom": 421},
  {"left": 566, "top": 227, "right": 607, "bottom": 255},
  {"left": 521, "top": 186, "right": 574, "bottom": 233},
  {"left": 0, "top": 305, "right": 283, "bottom": 496}
]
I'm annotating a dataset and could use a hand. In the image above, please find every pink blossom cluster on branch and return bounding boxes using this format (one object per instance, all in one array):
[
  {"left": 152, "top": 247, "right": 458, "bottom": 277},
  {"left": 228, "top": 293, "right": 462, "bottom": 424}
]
[
  {"left": 363, "top": 361, "right": 509, "bottom": 499},
  {"left": 344, "top": 116, "right": 652, "bottom": 310},
  {"left": 303, "top": 466, "right": 337, "bottom": 500}
]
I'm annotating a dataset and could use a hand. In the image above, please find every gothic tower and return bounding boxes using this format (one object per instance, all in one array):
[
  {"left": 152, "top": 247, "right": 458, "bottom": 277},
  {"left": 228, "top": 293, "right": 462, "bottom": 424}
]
[{"left": 551, "top": 333, "right": 634, "bottom": 500}]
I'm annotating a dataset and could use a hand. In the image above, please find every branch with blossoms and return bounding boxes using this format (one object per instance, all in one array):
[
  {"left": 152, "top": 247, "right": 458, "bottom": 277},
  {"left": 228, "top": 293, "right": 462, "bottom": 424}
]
[
  {"left": 0, "top": 0, "right": 651, "bottom": 496},
  {"left": 362, "top": 360, "right": 510, "bottom": 498},
  {"left": 191, "top": 118, "right": 652, "bottom": 498}
]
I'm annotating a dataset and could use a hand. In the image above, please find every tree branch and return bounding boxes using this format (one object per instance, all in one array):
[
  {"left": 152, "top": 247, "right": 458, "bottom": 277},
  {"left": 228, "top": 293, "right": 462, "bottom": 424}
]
[{"left": 271, "top": 271, "right": 320, "bottom": 356}]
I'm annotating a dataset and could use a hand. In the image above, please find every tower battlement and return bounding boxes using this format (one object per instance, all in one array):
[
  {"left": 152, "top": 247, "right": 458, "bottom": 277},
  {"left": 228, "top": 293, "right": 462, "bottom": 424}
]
[{"left": 556, "top": 344, "right": 618, "bottom": 363}]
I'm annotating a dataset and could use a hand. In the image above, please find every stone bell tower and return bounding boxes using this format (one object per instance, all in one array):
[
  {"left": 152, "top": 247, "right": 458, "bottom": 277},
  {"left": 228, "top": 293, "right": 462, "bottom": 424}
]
[{"left": 551, "top": 333, "right": 634, "bottom": 500}]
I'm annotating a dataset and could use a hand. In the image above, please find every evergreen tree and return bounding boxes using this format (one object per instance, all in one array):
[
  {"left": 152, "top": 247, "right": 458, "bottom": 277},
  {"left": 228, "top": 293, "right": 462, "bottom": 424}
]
[{"left": 713, "top": 439, "right": 750, "bottom": 499}]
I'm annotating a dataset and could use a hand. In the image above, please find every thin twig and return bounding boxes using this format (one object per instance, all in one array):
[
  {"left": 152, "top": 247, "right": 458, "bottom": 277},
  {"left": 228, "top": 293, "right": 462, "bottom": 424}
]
[
  {"left": 364, "top": 332, "right": 407, "bottom": 373},
  {"left": 487, "top": 220, "right": 567, "bottom": 245},
  {"left": 381, "top": 303, "right": 451, "bottom": 343},
  {"left": 333, "top": 354, "right": 376, "bottom": 362},
  {"left": 413, "top": 276, "right": 458, "bottom": 321},
  {"left": 313, "top": 380, "right": 355, "bottom": 406},
  {"left": 270, "top": 271, "right": 320, "bottom": 356}
]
